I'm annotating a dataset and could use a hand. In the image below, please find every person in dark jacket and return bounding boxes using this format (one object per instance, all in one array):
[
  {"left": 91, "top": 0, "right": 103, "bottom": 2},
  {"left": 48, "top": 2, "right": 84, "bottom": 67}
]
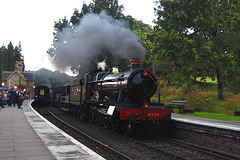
[
  {"left": 16, "top": 90, "right": 24, "bottom": 109},
  {"left": 9, "top": 88, "right": 16, "bottom": 107},
  {"left": 0, "top": 96, "right": 5, "bottom": 108},
  {"left": 16, "top": 96, "right": 24, "bottom": 109}
]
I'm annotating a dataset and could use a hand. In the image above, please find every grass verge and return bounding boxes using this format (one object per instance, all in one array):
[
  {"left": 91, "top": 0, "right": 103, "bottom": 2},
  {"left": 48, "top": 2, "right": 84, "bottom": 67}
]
[{"left": 182, "top": 112, "right": 240, "bottom": 121}]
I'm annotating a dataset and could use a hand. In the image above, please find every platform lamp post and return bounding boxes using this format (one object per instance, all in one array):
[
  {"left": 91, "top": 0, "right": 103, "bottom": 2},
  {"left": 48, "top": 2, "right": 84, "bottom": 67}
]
[{"left": 1, "top": 82, "right": 5, "bottom": 98}]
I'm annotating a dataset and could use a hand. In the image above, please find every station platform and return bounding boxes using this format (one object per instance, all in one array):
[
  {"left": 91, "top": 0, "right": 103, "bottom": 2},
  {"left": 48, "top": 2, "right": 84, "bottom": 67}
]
[
  {"left": 172, "top": 113, "right": 240, "bottom": 132},
  {"left": 0, "top": 100, "right": 105, "bottom": 160}
]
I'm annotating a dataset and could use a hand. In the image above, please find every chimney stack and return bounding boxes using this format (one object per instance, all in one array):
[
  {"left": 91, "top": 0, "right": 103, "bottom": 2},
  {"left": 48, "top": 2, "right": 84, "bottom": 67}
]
[
  {"left": 15, "top": 61, "right": 23, "bottom": 72},
  {"left": 130, "top": 58, "right": 141, "bottom": 70}
]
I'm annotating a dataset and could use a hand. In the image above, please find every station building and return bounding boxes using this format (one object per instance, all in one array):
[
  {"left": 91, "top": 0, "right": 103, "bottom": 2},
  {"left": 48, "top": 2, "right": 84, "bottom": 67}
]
[{"left": 1, "top": 61, "right": 35, "bottom": 98}]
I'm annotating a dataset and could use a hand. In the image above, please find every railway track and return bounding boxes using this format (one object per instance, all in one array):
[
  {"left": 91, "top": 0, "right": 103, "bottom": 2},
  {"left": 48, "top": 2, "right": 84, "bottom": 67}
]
[
  {"left": 36, "top": 106, "right": 239, "bottom": 160},
  {"left": 170, "top": 120, "right": 240, "bottom": 158},
  {"left": 45, "top": 108, "right": 132, "bottom": 160},
  {"left": 133, "top": 137, "right": 237, "bottom": 160},
  {"left": 42, "top": 107, "right": 175, "bottom": 160}
]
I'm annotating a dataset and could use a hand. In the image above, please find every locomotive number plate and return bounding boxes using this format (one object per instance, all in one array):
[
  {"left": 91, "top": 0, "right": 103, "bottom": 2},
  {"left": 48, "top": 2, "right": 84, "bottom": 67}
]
[{"left": 148, "top": 112, "right": 160, "bottom": 117}]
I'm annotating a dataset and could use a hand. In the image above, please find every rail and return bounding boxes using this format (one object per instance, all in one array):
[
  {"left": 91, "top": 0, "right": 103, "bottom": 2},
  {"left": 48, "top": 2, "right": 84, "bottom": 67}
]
[{"left": 46, "top": 108, "right": 132, "bottom": 160}]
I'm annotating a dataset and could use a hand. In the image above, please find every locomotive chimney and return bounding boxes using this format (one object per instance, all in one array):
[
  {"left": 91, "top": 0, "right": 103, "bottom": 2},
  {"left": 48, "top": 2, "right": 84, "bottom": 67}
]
[{"left": 130, "top": 58, "right": 141, "bottom": 70}]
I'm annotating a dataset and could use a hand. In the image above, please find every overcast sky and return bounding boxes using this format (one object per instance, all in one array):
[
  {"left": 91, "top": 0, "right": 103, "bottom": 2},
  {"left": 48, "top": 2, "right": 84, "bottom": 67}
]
[{"left": 0, "top": 0, "right": 156, "bottom": 74}]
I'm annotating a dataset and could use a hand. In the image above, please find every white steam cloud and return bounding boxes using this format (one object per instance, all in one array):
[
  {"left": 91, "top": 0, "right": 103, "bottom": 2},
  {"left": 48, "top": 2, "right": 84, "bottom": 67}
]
[
  {"left": 97, "top": 60, "right": 106, "bottom": 71},
  {"left": 51, "top": 11, "right": 146, "bottom": 73}
]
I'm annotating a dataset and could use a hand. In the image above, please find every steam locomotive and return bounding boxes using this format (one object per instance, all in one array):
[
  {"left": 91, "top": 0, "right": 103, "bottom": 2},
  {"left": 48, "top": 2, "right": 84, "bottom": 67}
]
[{"left": 53, "top": 58, "right": 171, "bottom": 136}]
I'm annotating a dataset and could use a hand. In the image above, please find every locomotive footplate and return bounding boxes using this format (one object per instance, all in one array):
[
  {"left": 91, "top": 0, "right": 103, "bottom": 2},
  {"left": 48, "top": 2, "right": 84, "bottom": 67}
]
[
  {"left": 118, "top": 103, "right": 171, "bottom": 121},
  {"left": 120, "top": 109, "right": 171, "bottom": 121}
]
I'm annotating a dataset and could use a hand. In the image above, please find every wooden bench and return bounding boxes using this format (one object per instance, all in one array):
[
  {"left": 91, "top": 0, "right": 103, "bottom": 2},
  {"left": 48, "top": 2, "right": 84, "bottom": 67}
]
[
  {"left": 167, "top": 100, "right": 195, "bottom": 114},
  {"left": 168, "top": 100, "right": 186, "bottom": 113}
]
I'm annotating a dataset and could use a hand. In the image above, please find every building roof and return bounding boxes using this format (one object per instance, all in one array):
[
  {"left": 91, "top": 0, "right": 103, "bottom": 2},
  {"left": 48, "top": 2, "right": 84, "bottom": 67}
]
[
  {"left": 1, "top": 70, "right": 34, "bottom": 82},
  {"left": 1, "top": 71, "right": 12, "bottom": 81},
  {"left": 22, "top": 72, "right": 34, "bottom": 81},
  {"left": 6, "top": 71, "right": 26, "bottom": 81}
]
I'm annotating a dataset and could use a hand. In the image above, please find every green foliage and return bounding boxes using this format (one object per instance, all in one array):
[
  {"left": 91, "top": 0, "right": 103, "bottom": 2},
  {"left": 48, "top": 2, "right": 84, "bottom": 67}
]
[
  {"left": 89, "top": 0, "right": 124, "bottom": 19},
  {"left": 68, "top": 0, "right": 124, "bottom": 27},
  {"left": 151, "top": 80, "right": 187, "bottom": 103},
  {"left": 185, "top": 91, "right": 212, "bottom": 109},
  {"left": 183, "top": 90, "right": 232, "bottom": 113},
  {"left": 223, "top": 94, "right": 240, "bottom": 112},
  {"left": 0, "top": 42, "right": 24, "bottom": 80},
  {"left": 160, "top": 85, "right": 184, "bottom": 101},
  {"left": 208, "top": 100, "right": 227, "bottom": 113},
  {"left": 126, "top": 16, "right": 152, "bottom": 33},
  {"left": 154, "top": 0, "right": 240, "bottom": 100},
  {"left": 152, "top": 80, "right": 234, "bottom": 114},
  {"left": 195, "top": 77, "right": 217, "bottom": 84},
  {"left": 184, "top": 112, "right": 240, "bottom": 121}
]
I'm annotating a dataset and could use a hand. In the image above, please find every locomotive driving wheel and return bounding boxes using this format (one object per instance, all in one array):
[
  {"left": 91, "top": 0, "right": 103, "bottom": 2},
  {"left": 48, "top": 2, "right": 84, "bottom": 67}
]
[{"left": 103, "top": 118, "right": 111, "bottom": 129}]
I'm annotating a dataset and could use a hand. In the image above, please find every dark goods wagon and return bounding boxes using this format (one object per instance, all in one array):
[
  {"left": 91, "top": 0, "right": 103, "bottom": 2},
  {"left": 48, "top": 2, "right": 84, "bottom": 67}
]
[
  {"left": 33, "top": 86, "right": 51, "bottom": 106},
  {"left": 52, "top": 85, "right": 70, "bottom": 110}
]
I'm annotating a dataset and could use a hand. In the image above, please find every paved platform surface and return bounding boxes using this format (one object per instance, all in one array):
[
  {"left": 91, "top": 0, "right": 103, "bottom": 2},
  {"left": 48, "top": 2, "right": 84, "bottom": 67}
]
[
  {"left": 0, "top": 102, "right": 54, "bottom": 160},
  {"left": 172, "top": 113, "right": 240, "bottom": 131},
  {"left": 0, "top": 100, "right": 105, "bottom": 160}
]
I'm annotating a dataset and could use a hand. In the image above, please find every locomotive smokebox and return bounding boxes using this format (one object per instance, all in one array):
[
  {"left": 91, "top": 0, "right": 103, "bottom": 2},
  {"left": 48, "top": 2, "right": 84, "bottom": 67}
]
[{"left": 130, "top": 58, "right": 141, "bottom": 70}]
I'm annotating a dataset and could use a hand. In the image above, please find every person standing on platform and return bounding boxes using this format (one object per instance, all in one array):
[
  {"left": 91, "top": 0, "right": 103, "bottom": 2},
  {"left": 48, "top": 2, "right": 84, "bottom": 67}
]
[
  {"left": 9, "top": 88, "right": 16, "bottom": 107},
  {"left": 4, "top": 92, "right": 9, "bottom": 105},
  {"left": 7, "top": 92, "right": 11, "bottom": 106},
  {"left": 0, "top": 96, "right": 5, "bottom": 108},
  {"left": 16, "top": 90, "right": 24, "bottom": 109}
]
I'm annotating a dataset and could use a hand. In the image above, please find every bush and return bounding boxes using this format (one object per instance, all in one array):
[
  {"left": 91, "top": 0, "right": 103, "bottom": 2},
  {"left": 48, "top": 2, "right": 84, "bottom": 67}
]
[
  {"left": 185, "top": 91, "right": 211, "bottom": 110},
  {"left": 222, "top": 94, "right": 240, "bottom": 113},
  {"left": 205, "top": 100, "right": 226, "bottom": 113},
  {"left": 158, "top": 82, "right": 189, "bottom": 101},
  {"left": 150, "top": 77, "right": 235, "bottom": 114},
  {"left": 151, "top": 80, "right": 185, "bottom": 103}
]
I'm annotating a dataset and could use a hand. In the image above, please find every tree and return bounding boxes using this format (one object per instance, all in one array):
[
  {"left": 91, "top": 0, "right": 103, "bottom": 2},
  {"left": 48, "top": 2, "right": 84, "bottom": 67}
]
[
  {"left": 0, "top": 42, "right": 24, "bottom": 80},
  {"left": 154, "top": 0, "right": 240, "bottom": 100},
  {"left": 89, "top": 0, "right": 124, "bottom": 19},
  {"left": 70, "top": 3, "right": 90, "bottom": 25}
]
